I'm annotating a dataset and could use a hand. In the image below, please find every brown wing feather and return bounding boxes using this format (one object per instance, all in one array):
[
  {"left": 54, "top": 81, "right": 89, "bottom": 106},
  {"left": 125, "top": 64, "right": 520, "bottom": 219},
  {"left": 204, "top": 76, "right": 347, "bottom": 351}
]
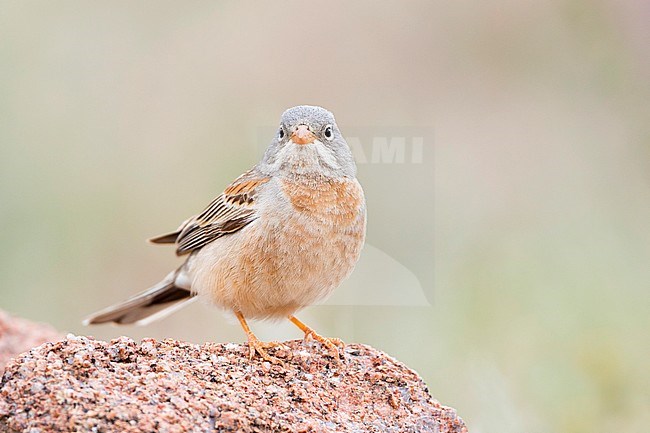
[
  {"left": 149, "top": 169, "right": 270, "bottom": 255},
  {"left": 149, "top": 232, "right": 180, "bottom": 244}
]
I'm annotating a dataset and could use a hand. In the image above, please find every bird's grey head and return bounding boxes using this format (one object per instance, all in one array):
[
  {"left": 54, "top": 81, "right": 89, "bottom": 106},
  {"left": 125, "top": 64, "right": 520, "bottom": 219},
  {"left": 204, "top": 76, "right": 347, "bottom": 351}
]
[{"left": 259, "top": 105, "right": 357, "bottom": 179}]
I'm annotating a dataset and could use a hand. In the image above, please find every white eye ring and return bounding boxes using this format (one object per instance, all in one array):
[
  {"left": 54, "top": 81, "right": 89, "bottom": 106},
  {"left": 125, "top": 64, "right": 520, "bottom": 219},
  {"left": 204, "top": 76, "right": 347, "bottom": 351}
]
[
  {"left": 323, "top": 125, "right": 334, "bottom": 140},
  {"left": 278, "top": 128, "right": 285, "bottom": 140}
]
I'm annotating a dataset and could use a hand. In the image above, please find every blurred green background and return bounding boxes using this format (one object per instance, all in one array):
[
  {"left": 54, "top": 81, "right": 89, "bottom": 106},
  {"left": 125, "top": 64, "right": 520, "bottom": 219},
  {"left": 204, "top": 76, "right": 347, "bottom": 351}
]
[{"left": 1, "top": 1, "right": 649, "bottom": 432}]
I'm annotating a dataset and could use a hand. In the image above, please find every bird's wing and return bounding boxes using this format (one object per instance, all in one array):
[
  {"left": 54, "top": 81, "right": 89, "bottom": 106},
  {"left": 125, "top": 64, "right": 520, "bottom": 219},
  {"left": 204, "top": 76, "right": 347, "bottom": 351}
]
[{"left": 149, "top": 169, "right": 271, "bottom": 255}]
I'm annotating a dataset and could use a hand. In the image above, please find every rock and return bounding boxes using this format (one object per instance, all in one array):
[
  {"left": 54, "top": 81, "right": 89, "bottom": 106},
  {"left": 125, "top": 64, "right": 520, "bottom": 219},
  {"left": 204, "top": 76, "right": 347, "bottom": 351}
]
[
  {"left": 0, "top": 310, "right": 63, "bottom": 376},
  {"left": 0, "top": 335, "right": 467, "bottom": 432}
]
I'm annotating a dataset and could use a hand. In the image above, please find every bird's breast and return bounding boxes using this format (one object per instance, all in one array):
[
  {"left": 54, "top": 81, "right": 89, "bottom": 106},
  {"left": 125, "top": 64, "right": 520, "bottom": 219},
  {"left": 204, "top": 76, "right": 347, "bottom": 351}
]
[{"left": 279, "top": 176, "right": 365, "bottom": 228}]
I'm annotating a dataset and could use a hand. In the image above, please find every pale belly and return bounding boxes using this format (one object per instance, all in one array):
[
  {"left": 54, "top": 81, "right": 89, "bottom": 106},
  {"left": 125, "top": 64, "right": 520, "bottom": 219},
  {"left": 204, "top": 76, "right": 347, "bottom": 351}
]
[{"left": 187, "top": 205, "right": 366, "bottom": 319}]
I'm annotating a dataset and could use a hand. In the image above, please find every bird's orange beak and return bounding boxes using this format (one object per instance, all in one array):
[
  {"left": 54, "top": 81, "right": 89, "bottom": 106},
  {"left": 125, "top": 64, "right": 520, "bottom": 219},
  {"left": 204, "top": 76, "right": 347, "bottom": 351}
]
[{"left": 291, "top": 124, "right": 316, "bottom": 145}]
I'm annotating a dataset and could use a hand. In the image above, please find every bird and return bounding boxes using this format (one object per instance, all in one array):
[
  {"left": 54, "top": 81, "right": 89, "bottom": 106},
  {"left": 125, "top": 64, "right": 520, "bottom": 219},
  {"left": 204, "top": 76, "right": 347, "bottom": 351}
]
[{"left": 84, "top": 105, "right": 367, "bottom": 363}]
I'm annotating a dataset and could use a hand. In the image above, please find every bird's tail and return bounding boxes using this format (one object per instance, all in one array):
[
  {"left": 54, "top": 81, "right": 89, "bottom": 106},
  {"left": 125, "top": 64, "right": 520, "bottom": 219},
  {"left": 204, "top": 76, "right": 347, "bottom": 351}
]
[{"left": 83, "top": 271, "right": 196, "bottom": 326}]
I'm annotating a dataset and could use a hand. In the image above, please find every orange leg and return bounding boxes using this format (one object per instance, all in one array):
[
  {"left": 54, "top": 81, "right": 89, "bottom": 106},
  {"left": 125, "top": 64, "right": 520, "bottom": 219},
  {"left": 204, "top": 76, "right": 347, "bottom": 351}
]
[
  {"left": 288, "top": 315, "right": 344, "bottom": 360},
  {"left": 236, "top": 311, "right": 284, "bottom": 364}
]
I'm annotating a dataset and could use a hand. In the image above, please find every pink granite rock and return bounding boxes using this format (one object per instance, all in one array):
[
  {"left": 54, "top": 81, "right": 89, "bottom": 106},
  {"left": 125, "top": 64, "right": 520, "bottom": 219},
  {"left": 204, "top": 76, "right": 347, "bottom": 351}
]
[
  {"left": 0, "top": 310, "right": 63, "bottom": 376},
  {"left": 0, "top": 335, "right": 467, "bottom": 432}
]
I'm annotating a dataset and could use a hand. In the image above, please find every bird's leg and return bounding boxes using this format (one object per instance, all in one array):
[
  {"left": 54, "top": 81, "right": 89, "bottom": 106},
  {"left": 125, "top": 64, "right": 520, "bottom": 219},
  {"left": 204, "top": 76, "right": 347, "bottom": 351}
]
[
  {"left": 288, "top": 315, "right": 344, "bottom": 360},
  {"left": 235, "top": 311, "right": 284, "bottom": 365}
]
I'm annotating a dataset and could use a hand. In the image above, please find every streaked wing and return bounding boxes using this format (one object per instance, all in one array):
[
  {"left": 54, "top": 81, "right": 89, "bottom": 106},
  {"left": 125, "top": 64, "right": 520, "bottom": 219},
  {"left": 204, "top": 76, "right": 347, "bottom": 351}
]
[{"left": 149, "top": 169, "right": 270, "bottom": 255}]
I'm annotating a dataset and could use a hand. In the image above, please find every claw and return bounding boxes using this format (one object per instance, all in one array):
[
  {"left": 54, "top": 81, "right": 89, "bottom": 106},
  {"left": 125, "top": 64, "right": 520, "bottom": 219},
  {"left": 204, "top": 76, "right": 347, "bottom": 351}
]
[
  {"left": 236, "top": 310, "right": 285, "bottom": 365},
  {"left": 289, "top": 315, "right": 345, "bottom": 364},
  {"left": 304, "top": 330, "right": 344, "bottom": 360},
  {"left": 246, "top": 333, "right": 285, "bottom": 365}
]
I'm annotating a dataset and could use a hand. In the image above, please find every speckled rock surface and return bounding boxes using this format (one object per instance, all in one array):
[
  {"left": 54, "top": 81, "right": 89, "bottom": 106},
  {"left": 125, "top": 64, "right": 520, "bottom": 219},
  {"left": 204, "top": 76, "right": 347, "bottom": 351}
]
[
  {"left": 0, "top": 335, "right": 467, "bottom": 433},
  {"left": 0, "top": 310, "right": 63, "bottom": 376}
]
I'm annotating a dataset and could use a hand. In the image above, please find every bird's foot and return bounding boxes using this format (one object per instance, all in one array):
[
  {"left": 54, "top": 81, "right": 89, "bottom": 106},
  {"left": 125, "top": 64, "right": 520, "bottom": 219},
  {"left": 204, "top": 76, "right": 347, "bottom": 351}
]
[
  {"left": 302, "top": 329, "right": 345, "bottom": 359},
  {"left": 245, "top": 333, "right": 286, "bottom": 365},
  {"left": 288, "top": 315, "right": 344, "bottom": 364},
  {"left": 236, "top": 310, "right": 286, "bottom": 365}
]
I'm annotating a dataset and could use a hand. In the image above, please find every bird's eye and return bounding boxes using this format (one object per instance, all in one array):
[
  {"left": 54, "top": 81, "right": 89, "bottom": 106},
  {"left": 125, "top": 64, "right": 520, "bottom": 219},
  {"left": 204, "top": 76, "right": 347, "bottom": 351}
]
[
  {"left": 278, "top": 128, "right": 285, "bottom": 140},
  {"left": 323, "top": 125, "right": 334, "bottom": 140}
]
